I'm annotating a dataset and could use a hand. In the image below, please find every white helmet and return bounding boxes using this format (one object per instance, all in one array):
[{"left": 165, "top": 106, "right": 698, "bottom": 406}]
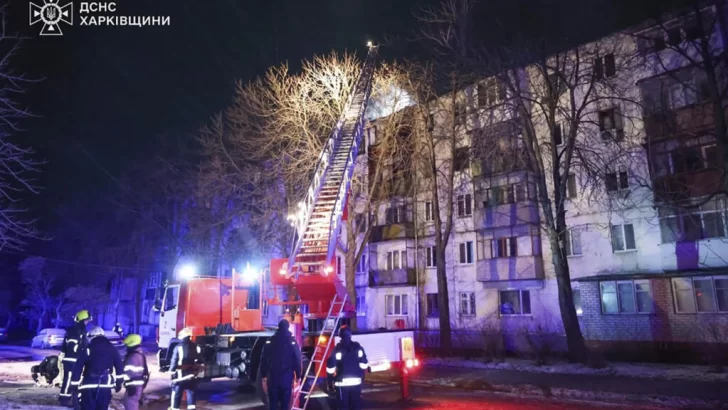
[{"left": 87, "top": 326, "right": 105, "bottom": 339}]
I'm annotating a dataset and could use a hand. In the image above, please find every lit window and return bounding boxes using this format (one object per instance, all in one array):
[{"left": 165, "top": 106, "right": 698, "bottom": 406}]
[
  {"left": 600, "top": 280, "right": 652, "bottom": 314},
  {"left": 499, "top": 290, "right": 531, "bottom": 316}
]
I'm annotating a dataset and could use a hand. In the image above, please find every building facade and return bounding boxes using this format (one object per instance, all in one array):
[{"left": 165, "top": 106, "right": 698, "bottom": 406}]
[{"left": 348, "top": 3, "right": 728, "bottom": 359}]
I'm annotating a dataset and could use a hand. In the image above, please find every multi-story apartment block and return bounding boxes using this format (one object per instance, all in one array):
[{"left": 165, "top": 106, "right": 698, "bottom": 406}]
[{"left": 347, "top": 2, "right": 728, "bottom": 359}]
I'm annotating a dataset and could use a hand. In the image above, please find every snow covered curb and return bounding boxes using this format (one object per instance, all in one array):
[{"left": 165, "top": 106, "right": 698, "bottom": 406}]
[{"left": 425, "top": 357, "right": 728, "bottom": 383}]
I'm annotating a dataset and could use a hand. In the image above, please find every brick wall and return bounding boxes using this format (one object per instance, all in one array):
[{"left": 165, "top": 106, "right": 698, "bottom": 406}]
[{"left": 578, "top": 278, "right": 728, "bottom": 344}]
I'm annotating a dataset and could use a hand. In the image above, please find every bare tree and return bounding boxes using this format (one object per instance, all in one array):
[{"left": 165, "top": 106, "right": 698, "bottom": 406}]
[
  {"left": 0, "top": 7, "right": 43, "bottom": 251},
  {"left": 629, "top": 0, "right": 728, "bottom": 205},
  {"left": 199, "top": 52, "right": 415, "bottom": 322},
  {"left": 416, "top": 0, "right": 645, "bottom": 361},
  {"left": 19, "top": 257, "right": 58, "bottom": 334}
]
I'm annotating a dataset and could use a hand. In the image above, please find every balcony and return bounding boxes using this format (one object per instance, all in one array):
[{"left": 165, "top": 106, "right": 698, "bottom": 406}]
[
  {"left": 474, "top": 202, "right": 540, "bottom": 229},
  {"left": 369, "top": 268, "right": 416, "bottom": 287},
  {"left": 476, "top": 256, "right": 544, "bottom": 282},
  {"left": 369, "top": 222, "right": 415, "bottom": 242},
  {"left": 643, "top": 103, "right": 715, "bottom": 141}
]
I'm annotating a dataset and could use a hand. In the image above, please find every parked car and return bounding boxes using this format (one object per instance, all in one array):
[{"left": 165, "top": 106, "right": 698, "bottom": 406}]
[
  {"left": 31, "top": 328, "right": 66, "bottom": 349},
  {"left": 0, "top": 327, "right": 7, "bottom": 343},
  {"left": 104, "top": 330, "right": 124, "bottom": 347}
]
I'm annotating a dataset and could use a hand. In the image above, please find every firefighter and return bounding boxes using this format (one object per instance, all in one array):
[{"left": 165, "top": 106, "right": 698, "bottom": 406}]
[
  {"left": 32, "top": 354, "right": 60, "bottom": 387},
  {"left": 259, "top": 319, "right": 302, "bottom": 410},
  {"left": 326, "top": 326, "right": 368, "bottom": 410},
  {"left": 169, "top": 327, "right": 202, "bottom": 410},
  {"left": 70, "top": 326, "right": 124, "bottom": 410},
  {"left": 122, "top": 334, "right": 149, "bottom": 410},
  {"left": 59, "top": 309, "right": 92, "bottom": 407},
  {"left": 113, "top": 322, "right": 124, "bottom": 338}
]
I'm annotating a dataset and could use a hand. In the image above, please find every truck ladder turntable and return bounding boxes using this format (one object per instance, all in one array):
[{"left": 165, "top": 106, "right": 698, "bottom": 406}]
[{"left": 291, "top": 294, "right": 347, "bottom": 410}]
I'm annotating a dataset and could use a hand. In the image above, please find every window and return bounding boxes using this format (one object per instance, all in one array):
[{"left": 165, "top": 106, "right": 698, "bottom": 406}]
[
  {"left": 386, "top": 250, "right": 406, "bottom": 270},
  {"left": 547, "top": 73, "right": 566, "bottom": 96},
  {"left": 460, "top": 292, "right": 476, "bottom": 316},
  {"left": 337, "top": 256, "right": 342, "bottom": 275},
  {"left": 386, "top": 294, "right": 409, "bottom": 316},
  {"left": 355, "top": 214, "right": 367, "bottom": 234},
  {"left": 600, "top": 280, "right": 653, "bottom": 314},
  {"left": 356, "top": 295, "right": 366, "bottom": 316},
  {"left": 458, "top": 241, "right": 474, "bottom": 264},
  {"left": 425, "top": 246, "right": 437, "bottom": 268},
  {"left": 454, "top": 147, "right": 470, "bottom": 172},
  {"left": 456, "top": 194, "right": 473, "bottom": 217},
  {"left": 144, "top": 288, "right": 156, "bottom": 301},
  {"left": 485, "top": 185, "right": 514, "bottom": 206},
  {"left": 478, "top": 78, "right": 506, "bottom": 107},
  {"left": 367, "top": 126, "right": 377, "bottom": 146},
  {"left": 426, "top": 293, "right": 439, "bottom": 317},
  {"left": 163, "top": 286, "right": 179, "bottom": 311},
  {"left": 499, "top": 290, "right": 531, "bottom": 315},
  {"left": 424, "top": 201, "right": 435, "bottom": 222},
  {"left": 566, "top": 174, "right": 577, "bottom": 199},
  {"left": 356, "top": 254, "right": 368, "bottom": 273},
  {"left": 610, "top": 223, "right": 636, "bottom": 252},
  {"left": 605, "top": 168, "right": 629, "bottom": 192},
  {"left": 262, "top": 300, "right": 269, "bottom": 317},
  {"left": 671, "top": 146, "right": 706, "bottom": 173},
  {"left": 564, "top": 228, "right": 582, "bottom": 256},
  {"left": 454, "top": 101, "right": 466, "bottom": 126},
  {"left": 573, "top": 288, "right": 583, "bottom": 315},
  {"left": 594, "top": 53, "right": 616, "bottom": 79},
  {"left": 385, "top": 205, "right": 406, "bottom": 224},
  {"left": 552, "top": 122, "right": 563, "bottom": 146},
  {"left": 513, "top": 183, "right": 527, "bottom": 202},
  {"left": 668, "top": 82, "right": 697, "bottom": 110},
  {"left": 598, "top": 108, "right": 624, "bottom": 140},
  {"left": 493, "top": 237, "right": 518, "bottom": 258},
  {"left": 673, "top": 277, "right": 728, "bottom": 313},
  {"left": 658, "top": 199, "right": 728, "bottom": 242}
]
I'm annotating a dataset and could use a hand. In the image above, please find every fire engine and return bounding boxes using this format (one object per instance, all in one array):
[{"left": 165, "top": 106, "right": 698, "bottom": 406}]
[{"left": 155, "top": 43, "right": 419, "bottom": 408}]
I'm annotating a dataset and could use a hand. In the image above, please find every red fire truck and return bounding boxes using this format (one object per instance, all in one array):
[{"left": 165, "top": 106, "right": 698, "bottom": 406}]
[{"left": 155, "top": 43, "right": 419, "bottom": 408}]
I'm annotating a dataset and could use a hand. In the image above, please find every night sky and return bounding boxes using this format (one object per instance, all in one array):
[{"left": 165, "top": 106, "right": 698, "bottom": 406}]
[{"left": 2, "top": 0, "right": 685, "bottom": 245}]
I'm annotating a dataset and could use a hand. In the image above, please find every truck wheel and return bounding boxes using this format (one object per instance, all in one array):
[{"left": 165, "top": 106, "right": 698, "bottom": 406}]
[{"left": 255, "top": 366, "right": 269, "bottom": 406}]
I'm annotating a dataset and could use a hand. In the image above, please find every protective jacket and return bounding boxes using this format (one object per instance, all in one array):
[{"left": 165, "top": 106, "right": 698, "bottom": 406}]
[
  {"left": 122, "top": 346, "right": 149, "bottom": 389},
  {"left": 61, "top": 322, "right": 88, "bottom": 365},
  {"left": 326, "top": 340, "right": 368, "bottom": 387},
  {"left": 169, "top": 338, "right": 202, "bottom": 384},
  {"left": 71, "top": 336, "right": 124, "bottom": 391},
  {"left": 259, "top": 329, "right": 302, "bottom": 389}
]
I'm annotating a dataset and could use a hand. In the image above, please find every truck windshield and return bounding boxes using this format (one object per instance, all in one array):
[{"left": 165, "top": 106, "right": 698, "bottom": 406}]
[{"left": 163, "top": 286, "right": 179, "bottom": 311}]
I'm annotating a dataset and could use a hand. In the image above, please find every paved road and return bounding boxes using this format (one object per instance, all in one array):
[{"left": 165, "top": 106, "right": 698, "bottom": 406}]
[{"left": 0, "top": 379, "right": 650, "bottom": 410}]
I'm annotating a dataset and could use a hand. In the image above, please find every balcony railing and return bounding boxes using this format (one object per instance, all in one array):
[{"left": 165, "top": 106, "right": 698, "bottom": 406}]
[
  {"left": 369, "top": 268, "right": 416, "bottom": 287},
  {"left": 476, "top": 256, "right": 544, "bottom": 282},
  {"left": 474, "top": 202, "right": 540, "bottom": 229},
  {"left": 369, "top": 222, "right": 415, "bottom": 242}
]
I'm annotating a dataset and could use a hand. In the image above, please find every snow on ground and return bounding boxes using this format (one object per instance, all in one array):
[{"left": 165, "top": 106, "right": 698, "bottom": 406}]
[{"left": 426, "top": 357, "right": 728, "bottom": 383}]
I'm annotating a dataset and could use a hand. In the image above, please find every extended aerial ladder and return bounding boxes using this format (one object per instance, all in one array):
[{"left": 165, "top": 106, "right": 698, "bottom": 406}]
[
  {"left": 269, "top": 44, "right": 378, "bottom": 317},
  {"left": 266, "top": 44, "right": 377, "bottom": 410}
]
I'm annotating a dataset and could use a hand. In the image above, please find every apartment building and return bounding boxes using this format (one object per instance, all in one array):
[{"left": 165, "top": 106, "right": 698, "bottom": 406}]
[{"left": 350, "top": 3, "right": 728, "bottom": 358}]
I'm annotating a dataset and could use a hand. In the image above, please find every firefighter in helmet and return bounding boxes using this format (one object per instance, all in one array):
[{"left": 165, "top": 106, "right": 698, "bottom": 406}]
[
  {"left": 70, "top": 326, "right": 124, "bottom": 410},
  {"left": 169, "top": 327, "right": 202, "bottom": 410},
  {"left": 122, "top": 334, "right": 149, "bottom": 410},
  {"left": 59, "top": 309, "right": 91, "bottom": 407},
  {"left": 326, "top": 326, "right": 368, "bottom": 410},
  {"left": 113, "top": 322, "right": 124, "bottom": 338}
]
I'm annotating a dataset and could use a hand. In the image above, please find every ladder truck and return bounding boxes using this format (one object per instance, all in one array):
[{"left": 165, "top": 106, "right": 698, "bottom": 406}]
[{"left": 154, "top": 43, "right": 419, "bottom": 407}]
